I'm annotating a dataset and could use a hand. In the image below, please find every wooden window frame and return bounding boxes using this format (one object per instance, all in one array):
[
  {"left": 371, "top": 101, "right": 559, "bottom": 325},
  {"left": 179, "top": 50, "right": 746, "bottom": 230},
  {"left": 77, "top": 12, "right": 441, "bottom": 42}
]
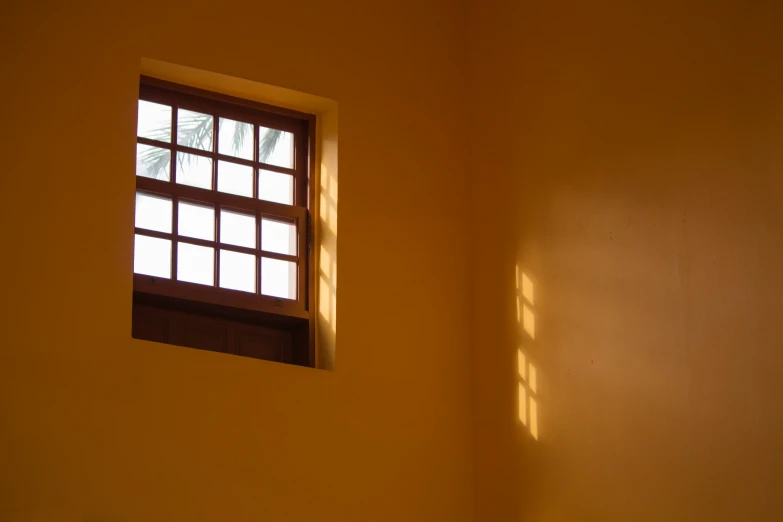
[{"left": 133, "top": 77, "right": 316, "bottom": 363}]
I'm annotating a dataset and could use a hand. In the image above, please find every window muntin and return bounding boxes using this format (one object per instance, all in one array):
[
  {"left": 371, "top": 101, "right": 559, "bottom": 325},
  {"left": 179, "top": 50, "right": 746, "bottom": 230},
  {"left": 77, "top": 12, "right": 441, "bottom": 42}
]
[{"left": 132, "top": 79, "right": 311, "bottom": 319}]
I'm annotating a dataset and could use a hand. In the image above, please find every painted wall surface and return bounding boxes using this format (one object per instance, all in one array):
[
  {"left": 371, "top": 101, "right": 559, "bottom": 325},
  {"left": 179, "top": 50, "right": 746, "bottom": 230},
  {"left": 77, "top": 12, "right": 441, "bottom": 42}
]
[
  {"left": 6, "top": 0, "right": 783, "bottom": 520},
  {"left": 470, "top": 0, "right": 783, "bottom": 520},
  {"left": 0, "top": 2, "right": 473, "bottom": 521}
]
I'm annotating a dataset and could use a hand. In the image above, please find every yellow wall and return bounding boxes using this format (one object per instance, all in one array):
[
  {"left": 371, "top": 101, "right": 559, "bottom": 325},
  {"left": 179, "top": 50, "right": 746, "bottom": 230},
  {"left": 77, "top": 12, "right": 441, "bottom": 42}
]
[
  {"left": 470, "top": 0, "right": 783, "bottom": 520},
  {"left": 6, "top": 1, "right": 783, "bottom": 520},
  {"left": 0, "top": 1, "right": 473, "bottom": 521}
]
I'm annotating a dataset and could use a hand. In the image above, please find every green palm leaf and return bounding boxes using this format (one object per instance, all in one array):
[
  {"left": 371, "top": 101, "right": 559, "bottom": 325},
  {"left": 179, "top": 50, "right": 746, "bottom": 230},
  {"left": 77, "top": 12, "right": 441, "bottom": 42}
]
[
  {"left": 138, "top": 111, "right": 283, "bottom": 178},
  {"left": 259, "top": 128, "right": 283, "bottom": 164}
]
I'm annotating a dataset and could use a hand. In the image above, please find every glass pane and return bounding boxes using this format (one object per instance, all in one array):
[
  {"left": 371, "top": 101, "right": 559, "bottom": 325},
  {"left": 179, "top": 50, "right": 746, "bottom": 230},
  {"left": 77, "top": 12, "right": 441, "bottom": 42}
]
[
  {"left": 137, "top": 100, "right": 171, "bottom": 142},
  {"left": 136, "top": 144, "right": 170, "bottom": 181},
  {"left": 258, "top": 126, "right": 294, "bottom": 169},
  {"left": 261, "top": 218, "right": 296, "bottom": 256},
  {"left": 219, "top": 250, "right": 255, "bottom": 293},
  {"left": 217, "top": 161, "right": 253, "bottom": 197},
  {"left": 177, "top": 242, "right": 214, "bottom": 286},
  {"left": 218, "top": 118, "right": 253, "bottom": 160},
  {"left": 177, "top": 109, "right": 213, "bottom": 151},
  {"left": 258, "top": 169, "right": 293, "bottom": 205},
  {"left": 178, "top": 201, "right": 214, "bottom": 241},
  {"left": 176, "top": 152, "right": 212, "bottom": 190},
  {"left": 134, "top": 234, "right": 171, "bottom": 278},
  {"left": 261, "top": 257, "right": 296, "bottom": 299},
  {"left": 220, "top": 209, "right": 255, "bottom": 248},
  {"left": 135, "top": 192, "right": 172, "bottom": 233}
]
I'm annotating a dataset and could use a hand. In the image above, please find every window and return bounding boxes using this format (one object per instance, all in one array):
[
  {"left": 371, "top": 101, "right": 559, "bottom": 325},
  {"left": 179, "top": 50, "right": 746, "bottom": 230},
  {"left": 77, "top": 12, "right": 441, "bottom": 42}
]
[{"left": 132, "top": 77, "right": 314, "bottom": 366}]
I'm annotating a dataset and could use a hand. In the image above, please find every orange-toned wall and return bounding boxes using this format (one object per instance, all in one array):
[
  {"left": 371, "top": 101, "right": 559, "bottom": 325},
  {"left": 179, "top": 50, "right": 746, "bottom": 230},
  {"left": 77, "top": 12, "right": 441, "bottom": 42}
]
[
  {"left": 7, "top": 1, "right": 783, "bottom": 520},
  {"left": 470, "top": 0, "right": 783, "bottom": 520},
  {"left": 0, "top": 2, "right": 473, "bottom": 521}
]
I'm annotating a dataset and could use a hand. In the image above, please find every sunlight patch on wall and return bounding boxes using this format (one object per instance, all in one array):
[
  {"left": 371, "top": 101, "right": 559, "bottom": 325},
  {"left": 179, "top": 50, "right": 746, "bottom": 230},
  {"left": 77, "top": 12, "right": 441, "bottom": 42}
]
[
  {"left": 320, "top": 167, "right": 338, "bottom": 235},
  {"left": 318, "top": 170, "right": 338, "bottom": 335},
  {"left": 317, "top": 133, "right": 338, "bottom": 370},
  {"left": 518, "top": 383, "right": 528, "bottom": 426},
  {"left": 319, "top": 244, "right": 331, "bottom": 274},
  {"left": 329, "top": 206, "right": 338, "bottom": 235},
  {"left": 522, "top": 304, "right": 535, "bottom": 340},
  {"left": 516, "top": 266, "right": 540, "bottom": 441},
  {"left": 528, "top": 362, "right": 537, "bottom": 394},
  {"left": 319, "top": 276, "right": 331, "bottom": 322},
  {"left": 517, "top": 349, "right": 527, "bottom": 381},
  {"left": 529, "top": 397, "right": 539, "bottom": 440},
  {"left": 521, "top": 272, "right": 534, "bottom": 305},
  {"left": 517, "top": 348, "right": 539, "bottom": 440},
  {"left": 516, "top": 264, "right": 536, "bottom": 339},
  {"left": 517, "top": 348, "right": 538, "bottom": 440}
]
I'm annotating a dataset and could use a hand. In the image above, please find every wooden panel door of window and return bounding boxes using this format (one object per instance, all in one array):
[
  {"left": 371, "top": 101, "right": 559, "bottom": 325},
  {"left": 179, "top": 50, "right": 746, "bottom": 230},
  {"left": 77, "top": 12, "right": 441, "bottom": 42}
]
[{"left": 133, "top": 302, "right": 293, "bottom": 363}]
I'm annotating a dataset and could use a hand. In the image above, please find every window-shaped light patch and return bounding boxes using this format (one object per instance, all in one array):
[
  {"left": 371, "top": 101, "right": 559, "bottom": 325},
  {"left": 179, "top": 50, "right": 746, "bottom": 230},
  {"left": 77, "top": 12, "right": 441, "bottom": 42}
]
[
  {"left": 219, "top": 250, "right": 255, "bottom": 293},
  {"left": 220, "top": 209, "right": 255, "bottom": 249},
  {"left": 176, "top": 152, "right": 212, "bottom": 190},
  {"left": 518, "top": 383, "right": 527, "bottom": 426},
  {"left": 261, "top": 257, "right": 296, "bottom": 299},
  {"left": 522, "top": 304, "right": 535, "bottom": 339},
  {"left": 178, "top": 201, "right": 214, "bottom": 241},
  {"left": 135, "top": 192, "right": 172, "bottom": 233},
  {"left": 177, "top": 109, "right": 213, "bottom": 151},
  {"left": 528, "top": 363, "right": 538, "bottom": 394},
  {"left": 217, "top": 161, "right": 253, "bottom": 198},
  {"left": 137, "top": 100, "right": 171, "bottom": 142},
  {"left": 258, "top": 169, "right": 293, "bottom": 205},
  {"left": 218, "top": 118, "right": 253, "bottom": 160},
  {"left": 258, "top": 126, "right": 293, "bottom": 169},
  {"left": 136, "top": 144, "right": 170, "bottom": 181},
  {"left": 177, "top": 242, "right": 214, "bottom": 286},
  {"left": 521, "top": 272, "right": 535, "bottom": 305},
  {"left": 529, "top": 397, "right": 539, "bottom": 440},
  {"left": 261, "top": 217, "right": 296, "bottom": 256},
  {"left": 134, "top": 235, "right": 171, "bottom": 279},
  {"left": 517, "top": 349, "right": 527, "bottom": 381}
]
